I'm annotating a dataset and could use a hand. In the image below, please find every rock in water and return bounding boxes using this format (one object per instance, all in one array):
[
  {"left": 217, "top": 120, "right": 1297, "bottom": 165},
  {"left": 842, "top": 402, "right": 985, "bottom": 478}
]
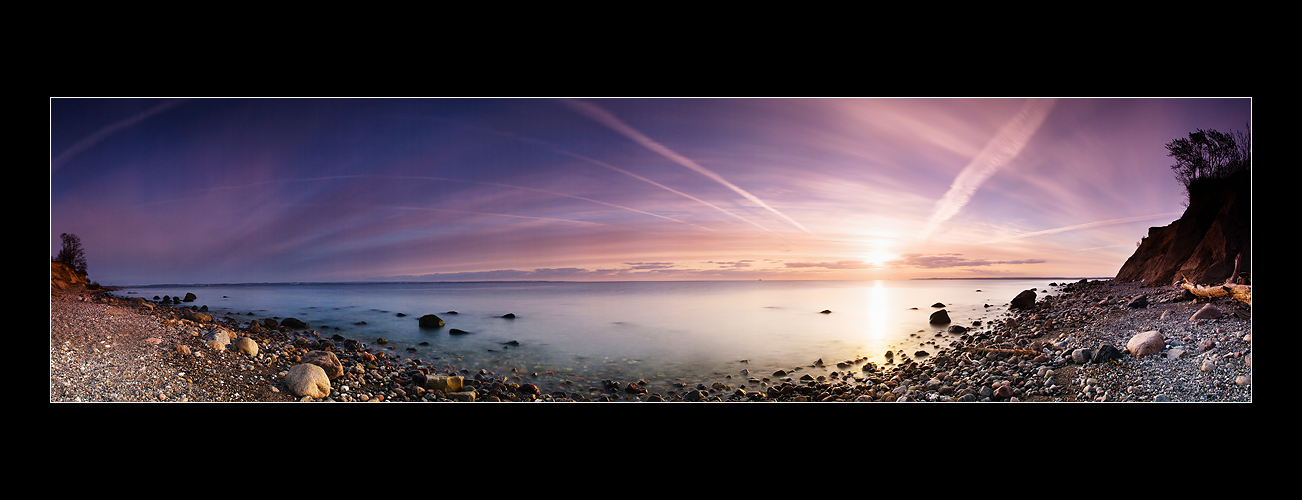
[
  {"left": 929, "top": 309, "right": 951, "bottom": 324},
  {"left": 418, "top": 314, "right": 445, "bottom": 328},
  {"left": 280, "top": 317, "right": 308, "bottom": 329},
  {"left": 1011, "top": 290, "right": 1037, "bottom": 309}
]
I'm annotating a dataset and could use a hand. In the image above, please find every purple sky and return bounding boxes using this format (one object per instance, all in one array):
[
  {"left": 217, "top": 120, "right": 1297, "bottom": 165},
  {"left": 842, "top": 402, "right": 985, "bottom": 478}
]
[{"left": 49, "top": 98, "right": 1251, "bottom": 285}]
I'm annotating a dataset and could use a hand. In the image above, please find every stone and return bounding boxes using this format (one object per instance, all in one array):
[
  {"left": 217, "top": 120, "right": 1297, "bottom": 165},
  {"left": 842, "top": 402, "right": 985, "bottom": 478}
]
[
  {"left": 231, "top": 336, "right": 259, "bottom": 356},
  {"left": 424, "top": 375, "right": 464, "bottom": 393},
  {"left": 1011, "top": 290, "right": 1037, "bottom": 309},
  {"left": 183, "top": 292, "right": 198, "bottom": 302},
  {"left": 280, "top": 317, "right": 308, "bottom": 329},
  {"left": 929, "top": 309, "right": 951, "bottom": 324},
  {"left": 1190, "top": 304, "right": 1224, "bottom": 321},
  {"left": 181, "top": 308, "right": 212, "bottom": 323},
  {"left": 301, "top": 350, "right": 344, "bottom": 379},
  {"left": 1127, "top": 295, "right": 1149, "bottom": 308},
  {"left": 1092, "top": 344, "right": 1122, "bottom": 363},
  {"left": 1126, "top": 330, "right": 1165, "bottom": 358},
  {"left": 418, "top": 314, "right": 445, "bottom": 328},
  {"left": 286, "top": 363, "right": 331, "bottom": 399}
]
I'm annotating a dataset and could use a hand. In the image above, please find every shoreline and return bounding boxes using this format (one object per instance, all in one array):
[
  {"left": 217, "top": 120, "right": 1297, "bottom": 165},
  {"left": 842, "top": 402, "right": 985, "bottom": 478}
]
[{"left": 50, "top": 279, "right": 1252, "bottom": 402}]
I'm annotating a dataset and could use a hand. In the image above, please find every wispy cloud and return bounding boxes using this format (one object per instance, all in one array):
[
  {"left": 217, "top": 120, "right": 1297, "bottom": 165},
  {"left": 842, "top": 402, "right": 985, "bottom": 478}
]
[
  {"left": 566, "top": 99, "right": 811, "bottom": 233},
  {"left": 891, "top": 253, "right": 1047, "bottom": 269},
  {"left": 51, "top": 99, "right": 184, "bottom": 172},
  {"left": 922, "top": 98, "right": 1056, "bottom": 239},
  {"left": 980, "top": 212, "right": 1182, "bottom": 244}
]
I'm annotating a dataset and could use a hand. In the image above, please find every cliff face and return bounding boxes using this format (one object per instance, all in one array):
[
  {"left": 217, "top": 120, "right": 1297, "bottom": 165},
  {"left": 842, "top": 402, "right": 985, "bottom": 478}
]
[
  {"left": 1115, "top": 169, "right": 1251, "bottom": 285},
  {"left": 51, "top": 261, "right": 89, "bottom": 291}
]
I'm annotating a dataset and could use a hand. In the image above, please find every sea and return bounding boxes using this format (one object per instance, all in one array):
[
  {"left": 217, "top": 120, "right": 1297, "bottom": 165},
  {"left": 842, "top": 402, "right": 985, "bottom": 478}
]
[{"left": 111, "top": 279, "right": 1077, "bottom": 395}]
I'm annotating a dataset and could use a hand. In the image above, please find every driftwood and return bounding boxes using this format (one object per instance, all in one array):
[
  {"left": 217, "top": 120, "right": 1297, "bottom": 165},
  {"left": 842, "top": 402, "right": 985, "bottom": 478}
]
[
  {"left": 1176, "top": 253, "right": 1252, "bottom": 306},
  {"left": 1179, "top": 280, "right": 1252, "bottom": 306}
]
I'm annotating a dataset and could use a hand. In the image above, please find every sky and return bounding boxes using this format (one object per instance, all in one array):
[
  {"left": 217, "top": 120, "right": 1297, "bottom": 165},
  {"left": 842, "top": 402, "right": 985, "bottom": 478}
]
[{"left": 49, "top": 97, "right": 1252, "bottom": 286}]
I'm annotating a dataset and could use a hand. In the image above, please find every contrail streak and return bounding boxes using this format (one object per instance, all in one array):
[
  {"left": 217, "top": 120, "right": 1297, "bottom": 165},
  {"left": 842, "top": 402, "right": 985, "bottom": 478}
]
[
  {"left": 922, "top": 98, "right": 1056, "bottom": 239},
  {"left": 51, "top": 99, "right": 184, "bottom": 172},
  {"left": 980, "top": 212, "right": 1183, "bottom": 244},
  {"left": 566, "top": 99, "right": 811, "bottom": 233},
  {"left": 449, "top": 122, "right": 772, "bottom": 232}
]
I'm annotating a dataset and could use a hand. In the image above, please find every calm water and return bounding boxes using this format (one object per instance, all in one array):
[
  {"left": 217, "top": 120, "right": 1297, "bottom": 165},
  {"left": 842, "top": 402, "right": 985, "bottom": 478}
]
[{"left": 114, "top": 279, "right": 1065, "bottom": 394}]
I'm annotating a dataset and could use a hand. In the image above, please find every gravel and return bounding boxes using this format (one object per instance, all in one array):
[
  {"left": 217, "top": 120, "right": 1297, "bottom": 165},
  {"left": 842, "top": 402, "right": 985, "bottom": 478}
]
[{"left": 50, "top": 279, "right": 1252, "bottom": 403}]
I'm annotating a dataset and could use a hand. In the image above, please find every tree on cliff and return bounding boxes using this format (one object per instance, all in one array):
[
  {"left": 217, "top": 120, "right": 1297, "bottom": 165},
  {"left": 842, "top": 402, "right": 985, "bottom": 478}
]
[
  {"left": 1166, "top": 125, "right": 1251, "bottom": 201},
  {"left": 55, "top": 232, "right": 88, "bottom": 276}
]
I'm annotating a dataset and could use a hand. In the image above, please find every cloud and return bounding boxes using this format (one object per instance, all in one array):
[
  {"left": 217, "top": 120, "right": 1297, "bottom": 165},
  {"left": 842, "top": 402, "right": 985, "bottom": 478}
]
[
  {"left": 980, "top": 212, "right": 1183, "bottom": 244},
  {"left": 922, "top": 98, "right": 1056, "bottom": 239},
  {"left": 891, "top": 253, "right": 1046, "bottom": 269},
  {"left": 51, "top": 99, "right": 184, "bottom": 172},
  {"left": 784, "top": 260, "right": 871, "bottom": 269},
  {"left": 566, "top": 99, "right": 811, "bottom": 234},
  {"left": 624, "top": 262, "right": 677, "bottom": 270}
]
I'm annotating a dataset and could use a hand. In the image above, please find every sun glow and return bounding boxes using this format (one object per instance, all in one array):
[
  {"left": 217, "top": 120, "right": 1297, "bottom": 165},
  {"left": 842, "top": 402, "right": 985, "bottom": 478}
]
[{"left": 864, "top": 250, "right": 897, "bottom": 268}]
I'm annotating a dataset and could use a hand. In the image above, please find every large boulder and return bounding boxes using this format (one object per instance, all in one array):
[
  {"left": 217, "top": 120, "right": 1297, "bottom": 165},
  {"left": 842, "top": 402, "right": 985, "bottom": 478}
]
[
  {"left": 280, "top": 317, "right": 308, "bottom": 329},
  {"left": 1126, "top": 330, "right": 1165, "bottom": 358},
  {"left": 424, "top": 375, "right": 464, "bottom": 393},
  {"left": 418, "top": 314, "right": 445, "bottom": 328},
  {"left": 1190, "top": 304, "right": 1224, "bottom": 321},
  {"left": 929, "top": 309, "right": 951, "bottom": 324},
  {"left": 231, "top": 336, "right": 259, "bottom": 356},
  {"left": 301, "top": 350, "right": 344, "bottom": 379},
  {"left": 286, "top": 363, "right": 331, "bottom": 399},
  {"left": 1010, "top": 290, "right": 1037, "bottom": 310},
  {"left": 182, "top": 308, "right": 212, "bottom": 323}
]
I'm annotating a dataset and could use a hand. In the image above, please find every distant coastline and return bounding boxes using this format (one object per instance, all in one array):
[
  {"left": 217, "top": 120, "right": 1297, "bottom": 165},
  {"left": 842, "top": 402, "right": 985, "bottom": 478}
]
[{"left": 111, "top": 277, "right": 1116, "bottom": 289}]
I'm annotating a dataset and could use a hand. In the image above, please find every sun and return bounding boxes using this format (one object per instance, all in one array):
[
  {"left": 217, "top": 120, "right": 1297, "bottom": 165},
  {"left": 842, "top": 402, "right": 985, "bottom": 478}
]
[{"left": 863, "top": 250, "right": 897, "bottom": 268}]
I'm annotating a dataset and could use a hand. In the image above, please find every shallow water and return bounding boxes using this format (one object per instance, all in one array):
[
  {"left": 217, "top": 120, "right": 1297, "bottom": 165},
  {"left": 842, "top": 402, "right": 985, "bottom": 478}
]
[{"left": 115, "top": 279, "right": 1065, "bottom": 394}]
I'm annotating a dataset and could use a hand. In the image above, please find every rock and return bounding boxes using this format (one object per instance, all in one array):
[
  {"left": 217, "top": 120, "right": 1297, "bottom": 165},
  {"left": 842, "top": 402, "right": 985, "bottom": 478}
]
[
  {"left": 183, "top": 292, "right": 198, "bottom": 302},
  {"left": 231, "top": 336, "right": 259, "bottom": 356},
  {"left": 181, "top": 308, "right": 212, "bottom": 323},
  {"left": 931, "top": 302, "right": 945, "bottom": 308},
  {"left": 929, "top": 309, "right": 951, "bottom": 324},
  {"left": 501, "top": 313, "right": 516, "bottom": 319},
  {"left": 946, "top": 325, "right": 968, "bottom": 334},
  {"left": 204, "top": 328, "right": 232, "bottom": 351},
  {"left": 280, "top": 317, "right": 308, "bottom": 329},
  {"left": 1190, "top": 304, "right": 1224, "bottom": 321},
  {"left": 449, "top": 328, "right": 470, "bottom": 335},
  {"left": 262, "top": 318, "right": 279, "bottom": 329},
  {"left": 1127, "top": 295, "right": 1149, "bottom": 308},
  {"left": 1092, "top": 344, "right": 1123, "bottom": 363},
  {"left": 424, "top": 375, "right": 464, "bottom": 393},
  {"left": 1072, "top": 348, "right": 1092, "bottom": 364},
  {"left": 418, "top": 314, "right": 445, "bottom": 328},
  {"left": 819, "top": 309, "right": 832, "bottom": 314},
  {"left": 1126, "top": 330, "right": 1165, "bottom": 358},
  {"left": 301, "top": 350, "right": 344, "bottom": 379},
  {"left": 1011, "top": 290, "right": 1037, "bottom": 309},
  {"left": 286, "top": 363, "right": 331, "bottom": 399}
]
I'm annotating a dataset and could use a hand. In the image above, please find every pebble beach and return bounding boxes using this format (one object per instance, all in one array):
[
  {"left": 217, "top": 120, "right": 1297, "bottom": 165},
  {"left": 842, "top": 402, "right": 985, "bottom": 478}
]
[{"left": 49, "top": 278, "right": 1252, "bottom": 403}]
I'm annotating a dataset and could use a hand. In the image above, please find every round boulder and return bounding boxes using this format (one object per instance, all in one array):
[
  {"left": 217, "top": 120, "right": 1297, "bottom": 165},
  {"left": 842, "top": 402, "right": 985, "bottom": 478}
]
[
  {"left": 1126, "top": 330, "right": 1165, "bottom": 358},
  {"left": 301, "top": 350, "right": 344, "bottom": 379},
  {"left": 280, "top": 317, "right": 308, "bottom": 329},
  {"left": 1011, "top": 289, "right": 1037, "bottom": 309},
  {"left": 418, "top": 314, "right": 445, "bottom": 328},
  {"left": 286, "top": 363, "right": 331, "bottom": 399},
  {"left": 231, "top": 336, "right": 259, "bottom": 356}
]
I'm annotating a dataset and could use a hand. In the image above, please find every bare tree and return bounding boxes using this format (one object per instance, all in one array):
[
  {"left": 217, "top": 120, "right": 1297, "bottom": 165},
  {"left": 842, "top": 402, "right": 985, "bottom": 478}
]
[{"left": 55, "top": 233, "right": 88, "bottom": 276}]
